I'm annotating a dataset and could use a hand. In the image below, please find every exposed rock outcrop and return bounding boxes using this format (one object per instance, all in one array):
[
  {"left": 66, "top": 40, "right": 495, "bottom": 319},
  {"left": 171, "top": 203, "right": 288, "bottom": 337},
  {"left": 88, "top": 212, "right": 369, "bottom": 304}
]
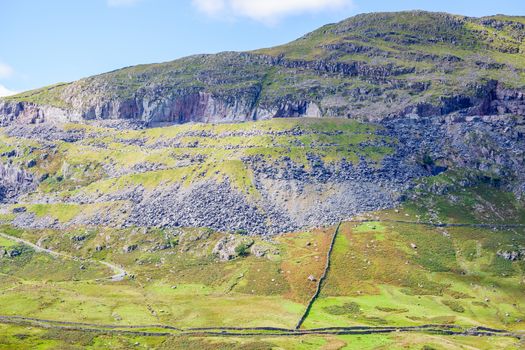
[
  {"left": 212, "top": 234, "right": 254, "bottom": 261},
  {"left": 0, "top": 162, "right": 36, "bottom": 203},
  {"left": 4, "top": 112, "right": 524, "bottom": 235}
]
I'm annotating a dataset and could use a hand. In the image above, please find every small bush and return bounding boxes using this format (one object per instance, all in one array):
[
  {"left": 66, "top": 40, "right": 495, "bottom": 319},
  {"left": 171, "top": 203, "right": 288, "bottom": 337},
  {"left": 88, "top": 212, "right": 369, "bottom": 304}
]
[
  {"left": 472, "top": 301, "right": 489, "bottom": 308},
  {"left": 324, "top": 302, "right": 362, "bottom": 315},
  {"left": 442, "top": 299, "right": 465, "bottom": 313},
  {"left": 235, "top": 243, "right": 250, "bottom": 257},
  {"left": 375, "top": 306, "right": 408, "bottom": 313},
  {"left": 422, "top": 346, "right": 437, "bottom": 350},
  {"left": 447, "top": 290, "right": 472, "bottom": 299}
]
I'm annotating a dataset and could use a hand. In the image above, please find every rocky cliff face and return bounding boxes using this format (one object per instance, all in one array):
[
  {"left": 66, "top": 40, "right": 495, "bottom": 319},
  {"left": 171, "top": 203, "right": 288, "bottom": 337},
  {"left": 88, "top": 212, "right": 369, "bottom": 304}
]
[
  {"left": 1, "top": 11, "right": 525, "bottom": 126},
  {"left": 0, "top": 162, "right": 35, "bottom": 203}
]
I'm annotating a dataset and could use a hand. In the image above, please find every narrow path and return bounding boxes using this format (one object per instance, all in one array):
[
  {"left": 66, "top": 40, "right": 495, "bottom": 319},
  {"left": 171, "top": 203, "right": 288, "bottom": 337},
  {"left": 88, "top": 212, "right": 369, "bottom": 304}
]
[
  {"left": 0, "top": 232, "right": 63, "bottom": 258},
  {"left": 0, "top": 231, "right": 127, "bottom": 282},
  {"left": 295, "top": 222, "right": 341, "bottom": 330}
]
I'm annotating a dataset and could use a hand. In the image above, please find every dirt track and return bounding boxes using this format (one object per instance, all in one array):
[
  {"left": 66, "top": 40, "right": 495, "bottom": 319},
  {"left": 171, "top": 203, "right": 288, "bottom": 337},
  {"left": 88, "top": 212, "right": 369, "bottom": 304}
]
[{"left": 0, "top": 231, "right": 127, "bottom": 281}]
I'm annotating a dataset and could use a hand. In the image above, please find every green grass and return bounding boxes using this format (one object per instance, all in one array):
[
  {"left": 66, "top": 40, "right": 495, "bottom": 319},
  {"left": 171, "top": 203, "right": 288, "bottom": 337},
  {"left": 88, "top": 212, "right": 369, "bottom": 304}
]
[
  {"left": 0, "top": 226, "right": 320, "bottom": 329},
  {"left": 1, "top": 113, "right": 525, "bottom": 346},
  {"left": 14, "top": 190, "right": 512, "bottom": 335},
  {"left": 25, "top": 203, "right": 82, "bottom": 223},
  {"left": 304, "top": 184, "right": 525, "bottom": 331},
  {"left": 0, "top": 237, "right": 17, "bottom": 248},
  {"left": 2, "top": 321, "right": 521, "bottom": 350},
  {"left": 4, "top": 83, "right": 72, "bottom": 109},
  {"left": 0, "top": 199, "right": 524, "bottom": 347}
]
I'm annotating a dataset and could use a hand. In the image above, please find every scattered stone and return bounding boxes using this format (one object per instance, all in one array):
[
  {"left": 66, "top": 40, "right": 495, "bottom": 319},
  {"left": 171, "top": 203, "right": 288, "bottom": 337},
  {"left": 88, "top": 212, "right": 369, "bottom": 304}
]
[
  {"left": 497, "top": 249, "right": 524, "bottom": 261},
  {"left": 2, "top": 150, "right": 16, "bottom": 158},
  {"left": 12, "top": 207, "right": 27, "bottom": 213},
  {"left": 7, "top": 249, "right": 21, "bottom": 258},
  {"left": 250, "top": 242, "right": 279, "bottom": 258},
  {"left": 123, "top": 244, "right": 138, "bottom": 253}
]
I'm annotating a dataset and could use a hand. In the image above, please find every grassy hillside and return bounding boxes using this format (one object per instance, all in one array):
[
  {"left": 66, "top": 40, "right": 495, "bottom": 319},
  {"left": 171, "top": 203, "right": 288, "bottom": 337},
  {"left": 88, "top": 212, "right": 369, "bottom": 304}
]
[{"left": 0, "top": 175, "right": 524, "bottom": 348}]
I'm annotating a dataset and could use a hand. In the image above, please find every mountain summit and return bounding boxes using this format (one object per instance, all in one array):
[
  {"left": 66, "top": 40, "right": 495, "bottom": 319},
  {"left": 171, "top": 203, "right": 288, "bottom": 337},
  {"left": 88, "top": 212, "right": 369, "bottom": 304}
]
[{"left": 1, "top": 11, "right": 525, "bottom": 126}]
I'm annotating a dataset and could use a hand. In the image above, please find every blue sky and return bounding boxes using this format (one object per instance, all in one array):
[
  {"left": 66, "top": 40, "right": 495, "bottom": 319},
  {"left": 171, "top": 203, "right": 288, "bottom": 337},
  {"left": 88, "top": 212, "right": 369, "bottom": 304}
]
[{"left": 1, "top": 0, "right": 524, "bottom": 95}]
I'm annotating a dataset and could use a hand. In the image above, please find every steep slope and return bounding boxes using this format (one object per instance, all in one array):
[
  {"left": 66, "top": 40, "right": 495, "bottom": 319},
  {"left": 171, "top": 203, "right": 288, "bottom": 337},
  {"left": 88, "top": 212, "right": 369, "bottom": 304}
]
[
  {"left": 1, "top": 11, "right": 525, "bottom": 348},
  {"left": 1, "top": 11, "right": 525, "bottom": 125},
  {"left": 0, "top": 114, "right": 524, "bottom": 234}
]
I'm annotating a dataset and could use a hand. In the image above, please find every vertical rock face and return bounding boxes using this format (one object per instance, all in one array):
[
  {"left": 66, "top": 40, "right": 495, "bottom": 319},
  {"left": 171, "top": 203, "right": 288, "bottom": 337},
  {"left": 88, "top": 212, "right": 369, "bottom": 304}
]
[
  {"left": 0, "top": 101, "right": 76, "bottom": 126},
  {"left": 72, "top": 91, "right": 262, "bottom": 124},
  {"left": 0, "top": 162, "right": 35, "bottom": 203},
  {"left": 0, "top": 93, "right": 324, "bottom": 126}
]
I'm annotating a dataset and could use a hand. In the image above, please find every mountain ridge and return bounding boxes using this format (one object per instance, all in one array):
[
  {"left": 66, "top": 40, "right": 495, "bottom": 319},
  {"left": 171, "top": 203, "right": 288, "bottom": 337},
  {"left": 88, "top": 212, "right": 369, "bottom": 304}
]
[{"left": 1, "top": 10, "right": 525, "bottom": 126}]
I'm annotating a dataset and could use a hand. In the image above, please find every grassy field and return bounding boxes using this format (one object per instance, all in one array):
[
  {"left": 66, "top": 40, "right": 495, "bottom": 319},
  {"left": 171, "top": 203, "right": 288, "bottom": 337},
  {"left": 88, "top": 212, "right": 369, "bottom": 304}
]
[
  {"left": 304, "top": 184, "right": 525, "bottom": 333},
  {"left": 0, "top": 176, "right": 524, "bottom": 348},
  {"left": 0, "top": 225, "right": 336, "bottom": 329}
]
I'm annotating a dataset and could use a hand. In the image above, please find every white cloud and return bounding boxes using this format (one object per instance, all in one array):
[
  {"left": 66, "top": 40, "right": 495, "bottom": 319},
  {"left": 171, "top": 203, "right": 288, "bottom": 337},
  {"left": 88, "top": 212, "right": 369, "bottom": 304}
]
[
  {"left": 107, "top": 0, "right": 141, "bottom": 7},
  {"left": 192, "top": 0, "right": 225, "bottom": 16},
  {"left": 0, "top": 84, "right": 17, "bottom": 97},
  {"left": 192, "top": 0, "right": 352, "bottom": 23},
  {"left": 0, "top": 62, "right": 14, "bottom": 79}
]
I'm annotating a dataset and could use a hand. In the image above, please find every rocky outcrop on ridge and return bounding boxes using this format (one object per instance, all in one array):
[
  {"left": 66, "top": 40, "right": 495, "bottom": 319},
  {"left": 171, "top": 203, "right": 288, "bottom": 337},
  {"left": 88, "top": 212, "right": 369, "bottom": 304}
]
[{"left": 1, "top": 11, "right": 525, "bottom": 126}]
